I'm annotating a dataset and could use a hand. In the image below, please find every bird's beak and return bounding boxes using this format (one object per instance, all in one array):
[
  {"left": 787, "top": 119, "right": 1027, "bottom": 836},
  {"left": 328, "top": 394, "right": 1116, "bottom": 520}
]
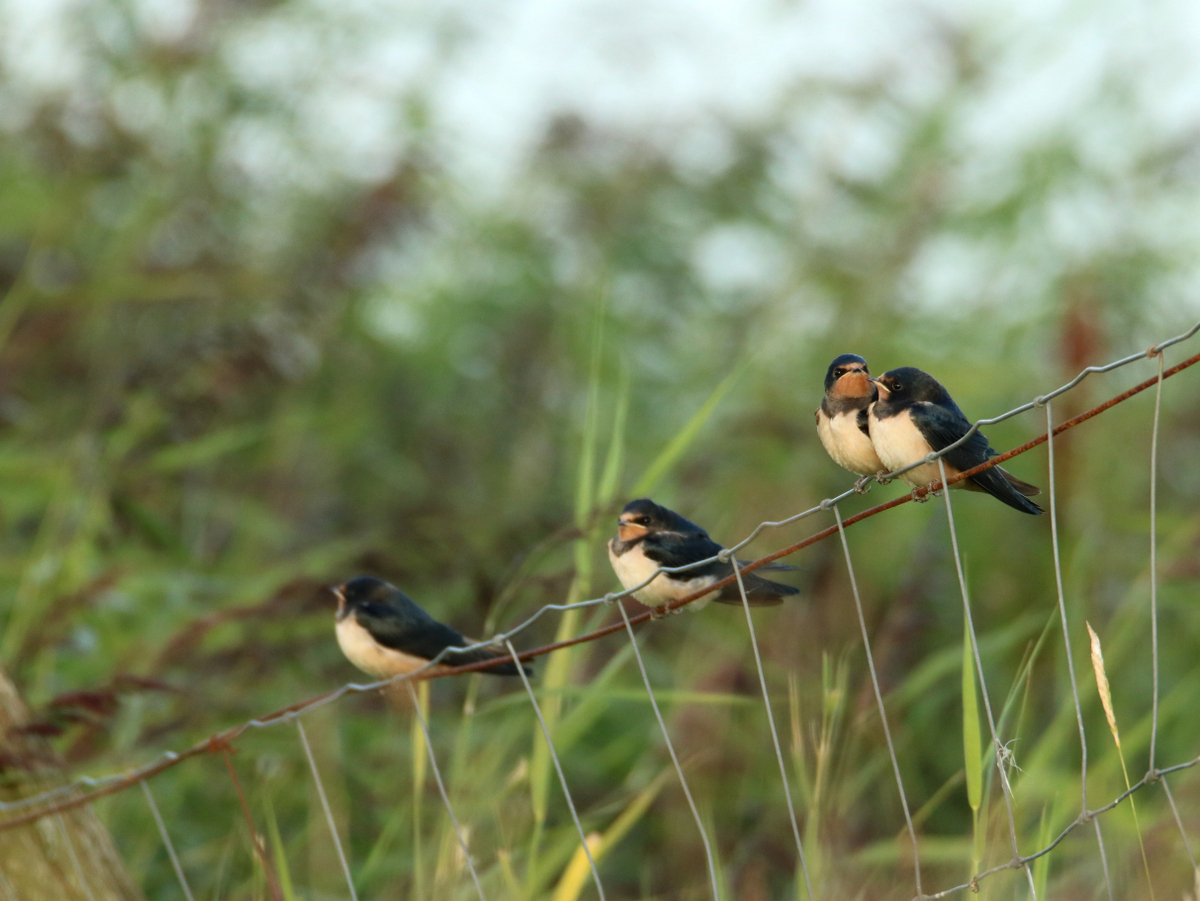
[
  {"left": 870, "top": 378, "right": 890, "bottom": 399},
  {"left": 332, "top": 585, "right": 346, "bottom": 609}
]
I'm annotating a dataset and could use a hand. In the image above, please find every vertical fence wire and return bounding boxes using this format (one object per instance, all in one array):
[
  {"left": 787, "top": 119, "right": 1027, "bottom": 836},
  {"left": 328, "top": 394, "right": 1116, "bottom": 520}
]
[
  {"left": 295, "top": 719, "right": 362, "bottom": 901},
  {"left": 832, "top": 504, "right": 922, "bottom": 896},
  {"left": 54, "top": 814, "right": 97, "bottom": 901},
  {"left": 1148, "top": 352, "right": 1164, "bottom": 773},
  {"left": 1160, "top": 776, "right": 1197, "bottom": 870},
  {"left": 1043, "top": 401, "right": 1090, "bottom": 811},
  {"left": 729, "top": 559, "right": 815, "bottom": 900},
  {"left": 936, "top": 458, "right": 1035, "bottom": 898},
  {"left": 1043, "top": 400, "right": 1113, "bottom": 899},
  {"left": 1092, "top": 818, "right": 1115, "bottom": 901},
  {"left": 616, "top": 601, "right": 721, "bottom": 901},
  {"left": 141, "top": 780, "right": 196, "bottom": 901},
  {"left": 506, "top": 641, "right": 606, "bottom": 901},
  {"left": 402, "top": 681, "right": 487, "bottom": 901},
  {"left": 0, "top": 337, "right": 1198, "bottom": 901}
]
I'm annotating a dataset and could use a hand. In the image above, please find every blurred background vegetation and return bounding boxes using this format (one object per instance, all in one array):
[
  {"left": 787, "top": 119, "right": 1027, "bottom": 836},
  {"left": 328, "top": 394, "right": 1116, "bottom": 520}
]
[{"left": 1, "top": 0, "right": 1199, "bottom": 898}]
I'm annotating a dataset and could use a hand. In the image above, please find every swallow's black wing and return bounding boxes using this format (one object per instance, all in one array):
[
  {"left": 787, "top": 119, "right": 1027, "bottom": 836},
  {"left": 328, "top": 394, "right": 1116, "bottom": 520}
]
[
  {"left": 737, "top": 558, "right": 797, "bottom": 572},
  {"left": 642, "top": 533, "right": 799, "bottom": 607},
  {"left": 714, "top": 568, "right": 800, "bottom": 606},
  {"left": 355, "top": 602, "right": 531, "bottom": 676},
  {"left": 909, "top": 403, "right": 1042, "bottom": 515},
  {"left": 640, "top": 531, "right": 726, "bottom": 576}
]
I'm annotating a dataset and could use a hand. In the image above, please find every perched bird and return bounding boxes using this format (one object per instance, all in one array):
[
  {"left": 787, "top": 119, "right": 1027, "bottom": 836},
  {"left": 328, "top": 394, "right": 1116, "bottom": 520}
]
[
  {"left": 867, "top": 367, "right": 1042, "bottom": 515},
  {"left": 607, "top": 498, "right": 800, "bottom": 613},
  {"left": 332, "top": 576, "right": 531, "bottom": 678},
  {"left": 815, "top": 353, "right": 887, "bottom": 490}
]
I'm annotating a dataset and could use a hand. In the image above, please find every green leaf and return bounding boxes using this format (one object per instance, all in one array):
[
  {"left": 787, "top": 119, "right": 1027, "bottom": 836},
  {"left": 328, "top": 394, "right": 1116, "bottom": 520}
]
[
  {"left": 631, "top": 363, "right": 744, "bottom": 497},
  {"left": 1032, "top": 804, "right": 1052, "bottom": 900},
  {"left": 149, "top": 425, "right": 263, "bottom": 472},
  {"left": 597, "top": 368, "right": 629, "bottom": 509},
  {"left": 963, "top": 618, "right": 983, "bottom": 814},
  {"left": 262, "top": 791, "right": 299, "bottom": 901},
  {"left": 551, "top": 768, "right": 672, "bottom": 901}
]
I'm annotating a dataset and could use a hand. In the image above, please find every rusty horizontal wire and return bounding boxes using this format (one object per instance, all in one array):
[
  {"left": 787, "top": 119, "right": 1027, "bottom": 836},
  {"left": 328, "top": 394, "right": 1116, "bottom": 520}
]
[{"left": 0, "top": 334, "right": 1197, "bottom": 834}]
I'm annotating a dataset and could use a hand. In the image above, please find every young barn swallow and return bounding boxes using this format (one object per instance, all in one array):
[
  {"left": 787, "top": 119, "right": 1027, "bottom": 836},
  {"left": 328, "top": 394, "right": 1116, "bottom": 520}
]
[
  {"left": 815, "top": 353, "right": 887, "bottom": 490},
  {"left": 607, "top": 498, "right": 800, "bottom": 613},
  {"left": 333, "top": 576, "right": 531, "bottom": 678},
  {"left": 867, "top": 367, "right": 1043, "bottom": 515}
]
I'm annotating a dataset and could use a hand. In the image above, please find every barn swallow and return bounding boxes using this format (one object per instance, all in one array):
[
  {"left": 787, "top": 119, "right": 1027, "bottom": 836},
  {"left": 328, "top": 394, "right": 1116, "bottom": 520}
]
[
  {"left": 815, "top": 353, "right": 887, "bottom": 491},
  {"left": 867, "top": 367, "right": 1042, "bottom": 515},
  {"left": 607, "top": 498, "right": 800, "bottom": 614},
  {"left": 332, "top": 576, "right": 531, "bottom": 678}
]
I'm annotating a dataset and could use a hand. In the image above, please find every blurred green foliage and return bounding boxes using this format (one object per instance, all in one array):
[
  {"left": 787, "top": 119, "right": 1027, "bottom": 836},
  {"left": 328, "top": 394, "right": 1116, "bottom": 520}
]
[{"left": 1, "top": 1, "right": 1199, "bottom": 900}]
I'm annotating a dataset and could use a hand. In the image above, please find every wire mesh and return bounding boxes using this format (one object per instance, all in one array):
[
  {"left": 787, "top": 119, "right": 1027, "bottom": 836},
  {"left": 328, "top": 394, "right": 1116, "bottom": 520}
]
[
  {"left": 141, "top": 780, "right": 196, "bottom": 901},
  {"left": 936, "top": 456, "right": 1037, "bottom": 899},
  {"left": 833, "top": 503, "right": 922, "bottom": 896},
  {"left": 1044, "top": 398, "right": 1115, "bottom": 900},
  {"left": 0, "top": 321, "right": 1197, "bottom": 901},
  {"left": 729, "top": 557, "right": 814, "bottom": 898},
  {"left": 296, "top": 719, "right": 362, "bottom": 901},
  {"left": 616, "top": 600, "right": 722, "bottom": 901},
  {"left": 402, "top": 682, "right": 487, "bottom": 901},
  {"left": 507, "top": 640, "right": 606, "bottom": 901}
]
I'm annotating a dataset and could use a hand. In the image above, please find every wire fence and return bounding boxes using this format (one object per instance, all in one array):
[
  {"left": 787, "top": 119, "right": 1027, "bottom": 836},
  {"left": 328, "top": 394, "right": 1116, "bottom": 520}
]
[{"left": 2, "top": 320, "right": 1199, "bottom": 901}]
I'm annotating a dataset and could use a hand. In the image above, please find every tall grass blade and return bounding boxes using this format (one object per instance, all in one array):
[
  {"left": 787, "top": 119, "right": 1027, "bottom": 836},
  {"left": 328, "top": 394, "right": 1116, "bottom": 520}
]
[
  {"left": 550, "top": 769, "right": 670, "bottom": 901},
  {"left": 631, "top": 363, "right": 744, "bottom": 496},
  {"left": 597, "top": 369, "right": 629, "bottom": 510},
  {"left": 357, "top": 792, "right": 407, "bottom": 888},
  {"left": 438, "top": 674, "right": 485, "bottom": 888},
  {"left": 498, "top": 849, "right": 523, "bottom": 900},
  {"left": 1087, "top": 622, "right": 1155, "bottom": 901},
  {"left": 411, "top": 679, "right": 430, "bottom": 899},
  {"left": 963, "top": 618, "right": 984, "bottom": 874},
  {"left": 789, "top": 673, "right": 811, "bottom": 806},
  {"left": 1032, "top": 805, "right": 1051, "bottom": 901},
  {"left": 262, "top": 793, "right": 300, "bottom": 901},
  {"left": 529, "top": 295, "right": 608, "bottom": 889}
]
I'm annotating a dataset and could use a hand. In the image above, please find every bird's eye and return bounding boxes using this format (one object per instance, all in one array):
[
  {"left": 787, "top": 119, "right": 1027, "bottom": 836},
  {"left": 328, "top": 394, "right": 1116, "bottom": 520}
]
[{"left": 892, "top": 382, "right": 902, "bottom": 392}]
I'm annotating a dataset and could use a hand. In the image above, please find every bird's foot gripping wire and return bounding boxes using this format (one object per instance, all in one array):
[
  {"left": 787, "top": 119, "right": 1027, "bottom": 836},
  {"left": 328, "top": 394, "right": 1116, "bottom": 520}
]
[
  {"left": 911, "top": 480, "right": 943, "bottom": 503},
  {"left": 874, "top": 469, "right": 893, "bottom": 485},
  {"left": 912, "top": 482, "right": 940, "bottom": 503},
  {"left": 853, "top": 475, "right": 873, "bottom": 494},
  {"left": 649, "top": 605, "right": 671, "bottom": 620}
]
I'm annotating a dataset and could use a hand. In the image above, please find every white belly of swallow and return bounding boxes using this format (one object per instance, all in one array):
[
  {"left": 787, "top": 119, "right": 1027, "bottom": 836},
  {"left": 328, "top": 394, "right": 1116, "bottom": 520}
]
[
  {"left": 817, "top": 410, "right": 884, "bottom": 475},
  {"left": 608, "top": 542, "right": 718, "bottom": 610},
  {"left": 869, "top": 411, "right": 962, "bottom": 488},
  {"left": 337, "top": 616, "right": 432, "bottom": 679}
]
